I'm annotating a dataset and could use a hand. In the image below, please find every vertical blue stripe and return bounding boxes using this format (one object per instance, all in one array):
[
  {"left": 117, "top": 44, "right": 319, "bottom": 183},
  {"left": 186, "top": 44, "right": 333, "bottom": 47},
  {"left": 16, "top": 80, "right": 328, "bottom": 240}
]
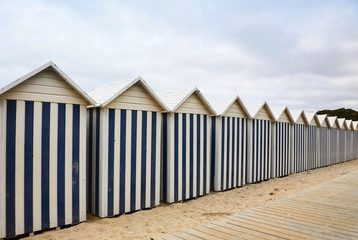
[
  {"left": 251, "top": 120, "right": 255, "bottom": 183},
  {"left": 241, "top": 119, "right": 245, "bottom": 185},
  {"left": 24, "top": 101, "right": 34, "bottom": 233},
  {"left": 174, "top": 113, "right": 179, "bottom": 202},
  {"left": 221, "top": 117, "right": 225, "bottom": 190},
  {"left": 182, "top": 113, "right": 187, "bottom": 197},
  {"left": 42, "top": 102, "right": 50, "bottom": 229},
  {"left": 130, "top": 110, "right": 137, "bottom": 212},
  {"left": 57, "top": 103, "right": 66, "bottom": 226},
  {"left": 263, "top": 120, "right": 266, "bottom": 180},
  {"left": 210, "top": 116, "right": 215, "bottom": 191},
  {"left": 203, "top": 115, "right": 207, "bottom": 194},
  {"left": 119, "top": 110, "right": 126, "bottom": 214},
  {"left": 196, "top": 114, "right": 201, "bottom": 196},
  {"left": 6, "top": 100, "right": 16, "bottom": 237},
  {"left": 226, "top": 117, "right": 230, "bottom": 188},
  {"left": 189, "top": 114, "right": 194, "bottom": 198},
  {"left": 95, "top": 108, "right": 100, "bottom": 216},
  {"left": 150, "top": 112, "right": 156, "bottom": 207},
  {"left": 88, "top": 109, "right": 93, "bottom": 213},
  {"left": 72, "top": 104, "right": 80, "bottom": 222},
  {"left": 162, "top": 113, "right": 167, "bottom": 202},
  {"left": 107, "top": 109, "right": 115, "bottom": 216},
  {"left": 231, "top": 117, "right": 235, "bottom": 188},
  {"left": 141, "top": 111, "right": 147, "bottom": 209}
]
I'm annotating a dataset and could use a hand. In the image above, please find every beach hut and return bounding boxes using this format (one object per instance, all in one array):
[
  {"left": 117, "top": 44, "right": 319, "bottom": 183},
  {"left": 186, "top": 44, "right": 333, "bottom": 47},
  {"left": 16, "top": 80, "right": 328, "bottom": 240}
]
[
  {"left": 210, "top": 96, "right": 250, "bottom": 191},
  {"left": 245, "top": 102, "right": 275, "bottom": 183},
  {"left": 328, "top": 116, "right": 339, "bottom": 165},
  {"left": 270, "top": 106, "right": 294, "bottom": 178},
  {"left": 345, "top": 120, "right": 354, "bottom": 161},
  {"left": 290, "top": 110, "right": 309, "bottom": 173},
  {"left": 159, "top": 88, "right": 216, "bottom": 203},
  {"left": 337, "top": 118, "right": 348, "bottom": 163},
  {"left": 0, "top": 62, "right": 94, "bottom": 238},
  {"left": 304, "top": 111, "right": 320, "bottom": 170},
  {"left": 317, "top": 114, "right": 331, "bottom": 167},
  {"left": 353, "top": 121, "right": 358, "bottom": 159},
  {"left": 87, "top": 77, "right": 167, "bottom": 218}
]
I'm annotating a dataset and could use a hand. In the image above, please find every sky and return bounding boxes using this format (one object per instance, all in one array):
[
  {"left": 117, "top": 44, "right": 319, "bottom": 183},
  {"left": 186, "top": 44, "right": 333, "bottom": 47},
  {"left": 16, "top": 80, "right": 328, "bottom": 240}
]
[{"left": 0, "top": 0, "right": 358, "bottom": 111}]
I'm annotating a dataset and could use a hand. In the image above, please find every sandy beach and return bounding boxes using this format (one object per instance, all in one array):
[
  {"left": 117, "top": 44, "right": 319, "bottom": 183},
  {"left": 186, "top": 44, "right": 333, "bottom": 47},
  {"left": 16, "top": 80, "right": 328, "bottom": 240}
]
[{"left": 27, "top": 159, "right": 358, "bottom": 240}]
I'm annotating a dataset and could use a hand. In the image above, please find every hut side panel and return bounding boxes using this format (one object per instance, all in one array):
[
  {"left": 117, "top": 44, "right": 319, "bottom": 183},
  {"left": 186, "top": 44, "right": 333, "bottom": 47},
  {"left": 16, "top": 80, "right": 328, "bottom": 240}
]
[
  {"left": 307, "top": 126, "right": 318, "bottom": 170},
  {"left": 346, "top": 130, "right": 353, "bottom": 161},
  {"left": 212, "top": 116, "right": 247, "bottom": 191},
  {"left": 319, "top": 127, "right": 329, "bottom": 167},
  {"left": 175, "top": 93, "right": 211, "bottom": 115},
  {"left": 0, "top": 69, "right": 87, "bottom": 105},
  {"left": 338, "top": 130, "right": 346, "bottom": 162},
  {"left": 329, "top": 128, "right": 338, "bottom": 165},
  {"left": 88, "top": 108, "right": 161, "bottom": 217},
  {"left": 224, "top": 103, "right": 247, "bottom": 118},
  {"left": 0, "top": 100, "right": 87, "bottom": 238},
  {"left": 354, "top": 131, "right": 358, "bottom": 159},
  {"left": 162, "top": 112, "right": 211, "bottom": 203},
  {"left": 272, "top": 122, "right": 290, "bottom": 178},
  {"left": 292, "top": 124, "right": 307, "bottom": 173},
  {"left": 247, "top": 119, "right": 271, "bottom": 183}
]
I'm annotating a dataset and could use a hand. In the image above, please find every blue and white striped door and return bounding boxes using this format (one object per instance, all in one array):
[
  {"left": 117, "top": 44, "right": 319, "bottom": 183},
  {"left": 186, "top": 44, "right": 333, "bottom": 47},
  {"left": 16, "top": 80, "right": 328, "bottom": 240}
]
[
  {"left": 212, "top": 116, "right": 247, "bottom": 191},
  {"left": 0, "top": 100, "right": 86, "bottom": 239},
  {"left": 162, "top": 112, "right": 211, "bottom": 203},
  {"left": 87, "top": 108, "right": 161, "bottom": 218},
  {"left": 292, "top": 124, "right": 307, "bottom": 173},
  {"left": 272, "top": 122, "right": 290, "bottom": 178}
]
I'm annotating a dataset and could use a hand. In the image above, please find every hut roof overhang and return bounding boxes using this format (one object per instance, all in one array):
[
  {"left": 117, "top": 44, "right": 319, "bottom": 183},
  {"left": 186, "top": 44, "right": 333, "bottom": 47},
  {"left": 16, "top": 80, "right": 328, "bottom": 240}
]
[
  {"left": 304, "top": 111, "right": 321, "bottom": 127},
  {"left": 328, "top": 116, "right": 339, "bottom": 128},
  {"left": 317, "top": 114, "right": 331, "bottom": 128},
  {"left": 245, "top": 102, "right": 275, "bottom": 121},
  {"left": 289, "top": 109, "right": 309, "bottom": 125},
  {"left": 270, "top": 106, "right": 294, "bottom": 123},
  {"left": 209, "top": 95, "right": 250, "bottom": 118}
]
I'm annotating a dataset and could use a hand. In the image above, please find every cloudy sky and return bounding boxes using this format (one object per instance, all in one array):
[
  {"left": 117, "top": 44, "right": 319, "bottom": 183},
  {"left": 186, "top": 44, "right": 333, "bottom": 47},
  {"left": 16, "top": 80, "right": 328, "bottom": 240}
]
[{"left": 0, "top": 0, "right": 357, "bottom": 111}]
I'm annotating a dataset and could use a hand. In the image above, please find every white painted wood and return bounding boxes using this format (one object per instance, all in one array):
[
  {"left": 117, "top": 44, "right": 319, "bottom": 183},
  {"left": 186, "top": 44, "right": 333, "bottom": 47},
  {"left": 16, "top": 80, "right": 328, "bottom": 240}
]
[
  {"left": 0, "top": 92, "right": 87, "bottom": 105},
  {"left": 33, "top": 102, "right": 42, "bottom": 231},
  {"left": 79, "top": 105, "right": 87, "bottom": 222},
  {"left": 206, "top": 117, "right": 211, "bottom": 192},
  {"left": 176, "top": 93, "right": 212, "bottom": 115},
  {"left": 178, "top": 113, "right": 183, "bottom": 201},
  {"left": 167, "top": 113, "right": 174, "bottom": 203},
  {"left": 277, "top": 110, "right": 291, "bottom": 123},
  {"left": 193, "top": 114, "right": 197, "bottom": 196},
  {"left": 0, "top": 100, "right": 4, "bottom": 239},
  {"left": 65, "top": 104, "right": 73, "bottom": 225},
  {"left": 214, "top": 117, "right": 222, "bottom": 191},
  {"left": 233, "top": 118, "right": 237, "bottom": 187},
  {"left": 246, "top": 119, "right": 252, "bottom": 183},
  {"left": 223, "top": 117, "right": 227, "bottom": 189},
  {"left": 49, "top": 103, "right": 58, "bottom": 228},
  {"left": 91, "top": 109, "right": 97, "bottom": 213},
  {"left": 113, "top": 109, "right": 120, "bottom": 215},
  {"left": 125, "top": 110, "right": 131, "bottom": 213},
  {"left": 145, "top": 112, "right": 152, "bottom": 208},
  {"left": 256, "top": 106, "right": 273, "bottom": 121},
  {"left": 185, "top": 113, "right": 190, "bottom": 200},
  {"left": 224, "top": 102, "right": 248, "bottom": 118},
  {"left": 228, "top": 117, "right": 232, "bottom": 189},
  {"left": 200, "top": 114, "right": 204, "bottom": 195},
  {"left": 135, "top": 111, "right": 142, "bottom": 211},
  {"left": 99, "top": 108, "right": 108, "bottom": 217},
  {"left": 155, "top": 113, "right": 161, "bottom": 206},
  {"left": 15, "top": 101, "right": 25, "bottom": 235}
]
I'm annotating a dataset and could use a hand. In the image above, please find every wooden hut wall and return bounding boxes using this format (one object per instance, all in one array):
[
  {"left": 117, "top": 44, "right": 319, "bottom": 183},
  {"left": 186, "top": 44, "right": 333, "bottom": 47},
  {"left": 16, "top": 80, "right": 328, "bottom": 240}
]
[
  {"left": 247, "top": 119, "right": 271, "bottom": 183},
  {"left": 318, "top": 127, "right": 330, "bottom": 167},
  {"left": 307, "top": 125, "right": 318, "bottom": 170},
  {"left": 0, "top": 99, "right": 87, "bottom": 238},
  {"left": 212, "top": 116, "right": 247, "bottom": 191},
  {"left": 354, "top": 131, "right": 358, "bottom": 159},
  {"left": 272, "top": 121, "right": 291, "bottom": 178},
  {"left": 338, "top": 129, "right": 346, "bottom": 162},
  {"left": 346, "top": 130, "right": 353, "bottom": 161},
  {"left": 292, "top": 124, "right": 307, "bottom": 173},
  {"left": 161, "top": 112, "right": 211, "bottom": 203},
  {"left": 329, "top": 128, "right": 338, "bottom": 165},
  {"left": 87, "top": 108, "right": 161, "bottom": 218}
]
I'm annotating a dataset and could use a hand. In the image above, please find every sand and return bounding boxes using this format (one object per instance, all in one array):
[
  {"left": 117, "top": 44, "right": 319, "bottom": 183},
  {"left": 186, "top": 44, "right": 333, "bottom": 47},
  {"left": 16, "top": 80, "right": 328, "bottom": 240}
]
[{"left": 28, "top": 159, "right": 358, "bottom": 240}]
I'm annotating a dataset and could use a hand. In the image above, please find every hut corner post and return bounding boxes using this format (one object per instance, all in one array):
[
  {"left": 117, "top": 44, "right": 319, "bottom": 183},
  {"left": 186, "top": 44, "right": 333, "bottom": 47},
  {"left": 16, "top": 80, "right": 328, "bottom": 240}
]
[
  {"left": 166, "top": 112, "right": 174, "bottom": 203},
  {"left": 213, "top": 116, "right": 222, "bottom": 191},
  {"left": 98, "top": 108, "right": 108, "bottom": 218},
  {"left": 246, "top": 119, "right": 253, "bottom": 184},
  {"left": 270, "top": 122, "right": 276, "bottom": 179},
  {"left": 0, "top": 100, "right": 4, "bottom": 239}
]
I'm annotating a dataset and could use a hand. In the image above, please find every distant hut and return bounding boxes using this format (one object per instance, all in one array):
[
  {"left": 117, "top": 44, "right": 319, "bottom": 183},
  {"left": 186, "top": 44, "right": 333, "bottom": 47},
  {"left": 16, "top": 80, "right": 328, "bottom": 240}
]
[
  {"left": 304, "top": 111, "right": 320, "bottom": 170},
  {"left": 317, "top": 114, "right": 331, "bottom": 167},
  {"left": 328, "top": 117, "right": 339, "bottom": 165},
  {"left": 0, "top": 62, "right": 94, "bottom": 238},
  {"left": 345, "top": 120, "right": 354, "bottom": 161},
  {"left": 290, "top": 110, "right": 309, "bottom": 173},
  {"left": 337, "top": 118, "right": 348, "bottom": 163},
  {"left": 87, "top": 77, "right": 167, "bottom": 218},
  {"left": 353, "top": 121, "right": 358, "bottom": 159},
  {"left": 210, "top": 96, "right": 250, "bottom": 191},
  {"left": 245, "top": 102, "right": 275, "bottom": 183},
  {"left": 270, "top": 106, "right": 294, "bottom": 178},
  {"left": 159, "top": 88, "right": 216, "bottom": 203}
]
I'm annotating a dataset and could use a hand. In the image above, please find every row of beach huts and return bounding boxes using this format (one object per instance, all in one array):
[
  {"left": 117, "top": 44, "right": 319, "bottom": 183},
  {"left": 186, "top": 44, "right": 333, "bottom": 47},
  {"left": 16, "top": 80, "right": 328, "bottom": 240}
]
[{"left": 0, "top": 62, "right": 358, "bottom": 238}]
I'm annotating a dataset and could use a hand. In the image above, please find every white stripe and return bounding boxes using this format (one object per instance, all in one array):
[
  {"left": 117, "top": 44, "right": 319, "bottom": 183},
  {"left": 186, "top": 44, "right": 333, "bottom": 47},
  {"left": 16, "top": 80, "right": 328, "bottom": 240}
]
[
  {"left": 206, "top": 116, "right": 211, "bottom": 193},
  {"left": 238, "top": 119, "right": 242, "bottom": 186},
  {"left": 193, "top": 114, "right": 197, "bottom": 196},
  {"left": 223, "top": 117, "right": 227, "bottom": 189},
  {"left": 33, "top": 101, "right": 42, "bottom": 231},
  {"left": 145, "top": 112, "right": 151, "bottom": 208},
  {"left": 214, "top": 117, "right": 221, "bottom": 191},
  {"left": 200, "top": 114, "right": 204, "bottom": 195},
  {"left": 135, "top": 111, "right": 142, "bottom": 210},
  {"left": 167, "top": 113, "right": 174, "bottom": 203},
  {"left": 79, "top": 105, "right": 87, "bottom": 221},
  {"left": 155, "top": 113, "right": 161, "bottom": 206},
  {"left": 178, "top": 113, "right": 183, "bottom": 201},
  {"left": 125, "top": 110, "right": 131, "bottom": 212},
  {"left": 99, "top": 108, "right": 108, "bottom": 217},
  {"left": 15, "top": 101, "right": 25, "bottom": 235},
  {"left": 91, "top": 109, "right": 97, "bottom": 213},
  {"left": 0, "top": 100, "right": 4, "bottom": 238},
  {"left": 228, "top": 117, "right": 232, "bottom": 189},
  {"left": 113, "top": 109, "right": 120, "bottom": 215},
  {"left": 49, "top": 103, "right": 58, "bottom": 228},
  {"left": 233, "top": 118, "right": 237, "bottom": 188},
  {"left": 243, "top": 119, "right": 247, "bottom": 185},
  {"left": 65, "top": 104, "right": 73, "bottom": 224},
  {"left": 185, "top": 114, "right": 190, "bottom": 199}
]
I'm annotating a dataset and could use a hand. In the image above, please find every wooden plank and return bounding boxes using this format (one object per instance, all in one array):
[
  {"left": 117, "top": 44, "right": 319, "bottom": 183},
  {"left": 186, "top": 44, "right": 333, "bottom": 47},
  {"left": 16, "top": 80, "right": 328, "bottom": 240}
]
[
  {"left": 184, "top": 228, "right": 225, "bottom": 240},
  {"left": 193, "top": 225, "right": 238, "bottom": 240}
]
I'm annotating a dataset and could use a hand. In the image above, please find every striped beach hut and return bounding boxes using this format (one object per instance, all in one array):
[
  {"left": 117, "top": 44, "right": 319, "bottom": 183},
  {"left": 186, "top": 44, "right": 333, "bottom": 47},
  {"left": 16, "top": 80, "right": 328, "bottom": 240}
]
[
  {"left": 345, "top": 120, "right": 354, "bottom": 161},
  {"left": 304, "top": 111, "right": 320, "bottom": 170},
  {"left": 317, "top": 114, "right": 331, "bottom": 167},
  {"left": 87, "top": 77, "right": 167, "bottom": 218},
  {"left": 328, "top": 116, "right": 339, "bottom": 165},
  {"left": 353, "top": 121, "right": 358, "bottom": 159},
  {"left": 245, "top": 102, "right": 275, "bottom": 183},
  {"left": 0, "top": 62, "right": 94, "bottom": 238},
  {"left": 290, "top": 110, "right": 309, "bottom": 173},
  {"left": 210, "top": 96, "right": 250, "bottom": 191},
  {"left": 337, "top": 118, "right": 348, "bottom": 163},
  {"left": 270, "top": 106, "right": 294, "bottom": 178},
  {"left": 159, "top": 88, "right": 216, "bottom": 203}
]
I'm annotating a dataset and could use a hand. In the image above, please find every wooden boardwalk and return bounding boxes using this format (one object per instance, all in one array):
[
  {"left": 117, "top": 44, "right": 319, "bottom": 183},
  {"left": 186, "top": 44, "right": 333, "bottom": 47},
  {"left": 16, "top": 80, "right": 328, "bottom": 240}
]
[{"left": 164, "top": 170, "right": 358, "bottom": 240}]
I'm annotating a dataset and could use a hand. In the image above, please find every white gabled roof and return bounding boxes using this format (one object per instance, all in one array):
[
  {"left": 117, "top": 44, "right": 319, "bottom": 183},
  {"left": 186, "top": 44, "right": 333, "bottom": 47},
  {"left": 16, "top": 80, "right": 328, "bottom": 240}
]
[
  {"left": 88, "top": 76, "right": 168, "bottom": 110},
  {"left": 0, "top": 61, "right": 96, "bottom": 105},
  {"left": 352, "top": 121, "right": 358, "bottom": 130},
  {"left": 304, "top": 111, "right": 320, "bottom": 127},
  {"left": 290, "top": 109, "right": 309, "bottom": 125},
  {"left": 209, "top": 95, "right": 250, "bottom": 117},
  {"left": 337, "top": 118, "right": 348, "bottom": 129},
  {"left": 158, "top": 87, "right": 216, "bottom": 115},
  {"left": 317, "top": 114, "right": 331, "bottom": 128},
  {"left": 245, "top": 101, "right": 275, "bottom": 120},
  {"left": 270, "top": 106, "right": 294, "bottom": 123},
  {"left": 328, "top": 116, "right": 338, "bottom": 128},
  {"left": 346, "top": 119, "right": 353, "bottom": 130}
]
